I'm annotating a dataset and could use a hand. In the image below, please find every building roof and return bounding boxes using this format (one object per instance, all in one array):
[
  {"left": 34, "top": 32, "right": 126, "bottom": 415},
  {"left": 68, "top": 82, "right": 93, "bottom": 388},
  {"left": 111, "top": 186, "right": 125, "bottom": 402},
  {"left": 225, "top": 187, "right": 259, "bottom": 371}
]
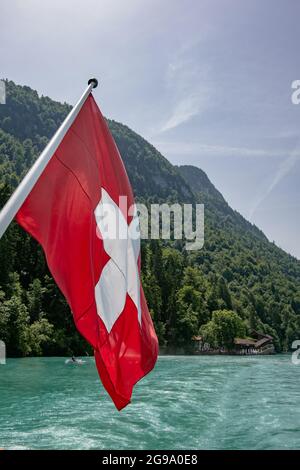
[
  {"left": 192, "top": 335, "right": 202, "bottom": 341},
  {"left": 255, "top": 337, "right": 272, "bottom": 348},
  {"left": 234, "top": 338, "right": 256, "bottom": 346},
  {"left": 250, "top": 329, "right": 273, "bottom": 340}
]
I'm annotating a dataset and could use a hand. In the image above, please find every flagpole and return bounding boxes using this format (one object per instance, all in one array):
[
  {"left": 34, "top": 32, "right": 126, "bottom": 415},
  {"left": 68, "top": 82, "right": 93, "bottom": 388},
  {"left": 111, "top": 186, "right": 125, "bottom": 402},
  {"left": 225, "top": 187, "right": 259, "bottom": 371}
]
[{"left": 0, "top": 78, "right": 98, "bottom": 240}]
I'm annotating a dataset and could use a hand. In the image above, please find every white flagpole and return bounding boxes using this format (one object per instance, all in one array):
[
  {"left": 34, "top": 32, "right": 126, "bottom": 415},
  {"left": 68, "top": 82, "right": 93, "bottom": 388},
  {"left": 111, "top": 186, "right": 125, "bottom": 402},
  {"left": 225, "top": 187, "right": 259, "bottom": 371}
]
[{"left": 0, "top": 78, "right": 98, "bottom": 240}]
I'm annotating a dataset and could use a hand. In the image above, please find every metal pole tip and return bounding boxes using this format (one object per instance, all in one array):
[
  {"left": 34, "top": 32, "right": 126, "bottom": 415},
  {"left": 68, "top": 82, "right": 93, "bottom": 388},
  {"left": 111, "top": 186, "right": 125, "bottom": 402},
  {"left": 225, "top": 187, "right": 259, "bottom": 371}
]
[{"left": 88, "top": 78, "right": 98, "bottom": 89}]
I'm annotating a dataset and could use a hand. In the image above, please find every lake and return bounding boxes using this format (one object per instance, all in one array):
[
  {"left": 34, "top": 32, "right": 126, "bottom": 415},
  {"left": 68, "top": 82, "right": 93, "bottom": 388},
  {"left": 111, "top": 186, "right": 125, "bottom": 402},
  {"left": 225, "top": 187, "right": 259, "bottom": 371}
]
[{"left": 0, "top": 355, "right": 299, "bottom": 450}]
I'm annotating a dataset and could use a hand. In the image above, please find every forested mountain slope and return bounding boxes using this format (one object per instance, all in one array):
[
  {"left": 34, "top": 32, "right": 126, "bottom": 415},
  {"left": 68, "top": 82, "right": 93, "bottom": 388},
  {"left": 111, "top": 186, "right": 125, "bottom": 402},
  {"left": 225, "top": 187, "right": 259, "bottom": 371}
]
[{"left": 0, "top": 80, "right": 299, "bottom": 355}]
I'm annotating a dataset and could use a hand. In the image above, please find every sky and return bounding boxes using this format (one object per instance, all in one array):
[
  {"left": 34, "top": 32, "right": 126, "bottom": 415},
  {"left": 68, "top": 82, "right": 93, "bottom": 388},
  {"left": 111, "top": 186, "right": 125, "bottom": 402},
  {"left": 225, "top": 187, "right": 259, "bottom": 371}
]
[{"left": 1, "top": 0, "right": 300, "bottom": 258}]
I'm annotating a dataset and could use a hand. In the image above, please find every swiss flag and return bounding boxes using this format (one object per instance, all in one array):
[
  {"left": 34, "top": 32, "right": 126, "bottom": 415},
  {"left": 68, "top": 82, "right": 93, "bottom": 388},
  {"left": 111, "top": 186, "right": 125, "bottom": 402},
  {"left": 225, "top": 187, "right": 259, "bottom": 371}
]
[{"left": 16, "top": 94, "right": 158, "bottom": 410}]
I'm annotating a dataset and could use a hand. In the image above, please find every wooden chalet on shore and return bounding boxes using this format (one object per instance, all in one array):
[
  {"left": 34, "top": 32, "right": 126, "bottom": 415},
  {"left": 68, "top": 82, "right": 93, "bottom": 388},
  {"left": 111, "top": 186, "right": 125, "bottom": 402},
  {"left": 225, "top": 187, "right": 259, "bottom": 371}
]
[{"left": 192, "top": 330, "right": 275, "bottom": 355}]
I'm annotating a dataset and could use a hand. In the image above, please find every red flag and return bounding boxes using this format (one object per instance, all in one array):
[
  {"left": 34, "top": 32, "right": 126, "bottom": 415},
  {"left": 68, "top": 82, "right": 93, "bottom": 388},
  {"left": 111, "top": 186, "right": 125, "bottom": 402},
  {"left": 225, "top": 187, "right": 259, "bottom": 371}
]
[{"left": 16, "top": 94, "right": 158, "bottom": 410}]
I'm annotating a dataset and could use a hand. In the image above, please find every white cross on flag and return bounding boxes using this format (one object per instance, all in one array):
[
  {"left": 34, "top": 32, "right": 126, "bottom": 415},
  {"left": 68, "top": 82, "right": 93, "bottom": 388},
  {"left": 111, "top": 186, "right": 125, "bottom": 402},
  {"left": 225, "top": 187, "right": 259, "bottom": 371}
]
[{"left": 94, "top": 187, "right": 142, "bottom": 333}]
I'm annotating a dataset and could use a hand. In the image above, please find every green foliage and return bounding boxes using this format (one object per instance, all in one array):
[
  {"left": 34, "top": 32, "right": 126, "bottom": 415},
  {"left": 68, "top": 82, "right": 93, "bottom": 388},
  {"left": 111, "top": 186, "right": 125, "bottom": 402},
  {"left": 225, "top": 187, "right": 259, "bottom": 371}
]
[
  {"left": 24, "top": 317, "right": 54, "bottom": 356},
  {"left": 1, "top": 80, "right": 300, "bottom": 355},
  {"left": 200, "top": 310, "right": 246, "bottom": 350}
]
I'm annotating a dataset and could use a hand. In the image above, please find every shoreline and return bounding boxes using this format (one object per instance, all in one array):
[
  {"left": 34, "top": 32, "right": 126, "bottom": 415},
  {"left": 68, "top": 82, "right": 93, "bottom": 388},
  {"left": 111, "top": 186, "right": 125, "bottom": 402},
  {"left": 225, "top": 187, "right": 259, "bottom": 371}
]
[{"left": 5, "top": 351, "right": 287, "bottom": 359}]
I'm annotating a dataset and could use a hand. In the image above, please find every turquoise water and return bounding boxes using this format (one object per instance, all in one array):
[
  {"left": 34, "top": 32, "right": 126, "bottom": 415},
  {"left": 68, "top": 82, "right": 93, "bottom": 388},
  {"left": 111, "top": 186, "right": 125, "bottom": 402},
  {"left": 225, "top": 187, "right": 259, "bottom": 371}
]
[{"left": 0, "top": 355, "right": 299, "bottom": 450}]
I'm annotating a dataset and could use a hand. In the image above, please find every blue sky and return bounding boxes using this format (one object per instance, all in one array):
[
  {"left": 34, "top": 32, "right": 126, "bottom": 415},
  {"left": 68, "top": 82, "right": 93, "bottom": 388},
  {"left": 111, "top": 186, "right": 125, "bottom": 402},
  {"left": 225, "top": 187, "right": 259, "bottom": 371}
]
[{"left": 1, "top": 0, "right": 300, "bottom": 258}]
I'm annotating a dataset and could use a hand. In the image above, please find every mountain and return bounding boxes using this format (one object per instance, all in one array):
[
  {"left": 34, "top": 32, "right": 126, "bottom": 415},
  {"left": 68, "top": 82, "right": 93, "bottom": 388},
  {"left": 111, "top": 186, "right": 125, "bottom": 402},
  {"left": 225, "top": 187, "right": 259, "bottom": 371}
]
[
  {"left": 0, "top": 80, "right": 193, "bottom": 203},
  {"left": 1, "top": 79, "right": 300, "bottom": 356},
  {"left": 178, "top": 164, "right": 266, "bottom": 239}
]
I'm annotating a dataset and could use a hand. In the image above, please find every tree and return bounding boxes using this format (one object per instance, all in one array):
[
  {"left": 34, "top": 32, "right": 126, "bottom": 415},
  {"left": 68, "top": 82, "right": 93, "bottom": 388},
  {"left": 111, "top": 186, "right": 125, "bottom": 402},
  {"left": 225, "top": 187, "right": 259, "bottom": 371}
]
[
  {"left": 217, "top": 277, "right": 233, "bottom": 310},
  {"left": 161, "top": 247, "right": 185, "bottom": 342},
  {"left": 175, "top": 286, "right": 201, "bottom": 345},
  {"left": 27, "top": 279, "right": 45, "bottom": 322},
  {"left": 3, "top": 295, "right": 30, "bottom": 356},
  {"left": 25, "top": 317, "right": 54, "bottom": 356},
  {"left": 200, "top": 310, "right": 246, "bottom": 350},
  {"left": 0, "top": 290, "right": 10, "bottom": 344}
]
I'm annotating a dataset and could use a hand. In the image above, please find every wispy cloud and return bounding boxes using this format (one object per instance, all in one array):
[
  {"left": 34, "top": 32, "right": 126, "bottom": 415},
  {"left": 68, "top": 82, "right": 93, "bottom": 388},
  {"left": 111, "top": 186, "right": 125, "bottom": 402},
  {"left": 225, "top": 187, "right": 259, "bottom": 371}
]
[
  {"left": 151, "top": 140, "right": 299, "bottom": 159},
  {"left": 160, "top": 94, "right": 205, "bottom": 132},
  {"left": 248, "top": 144, "right": 300, "bottom": 220},
  {"left": 158, "top": 44, "right": 211, "bottom": 133}
]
